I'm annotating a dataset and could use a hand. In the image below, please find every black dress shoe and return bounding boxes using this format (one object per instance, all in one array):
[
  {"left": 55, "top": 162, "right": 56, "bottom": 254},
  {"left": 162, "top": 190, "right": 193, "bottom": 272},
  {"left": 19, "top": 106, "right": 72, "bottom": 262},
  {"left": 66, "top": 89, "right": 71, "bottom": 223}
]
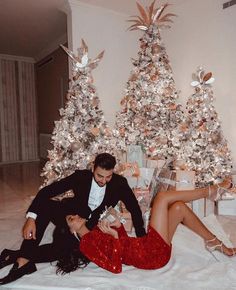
[
  {"left": 0, "top": 249, "right": 19, "bottom": 269},
  {"left": 0, "top": 261, "right": 37, "bottom": 285}
]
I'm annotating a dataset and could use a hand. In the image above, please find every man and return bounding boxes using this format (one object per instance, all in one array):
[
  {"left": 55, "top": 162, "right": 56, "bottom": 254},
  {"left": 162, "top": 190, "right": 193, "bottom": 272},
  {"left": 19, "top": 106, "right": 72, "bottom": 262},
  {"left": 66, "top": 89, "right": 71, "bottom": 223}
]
[{"left": 0, "top": 153, "right": 145, "bottom": 284}]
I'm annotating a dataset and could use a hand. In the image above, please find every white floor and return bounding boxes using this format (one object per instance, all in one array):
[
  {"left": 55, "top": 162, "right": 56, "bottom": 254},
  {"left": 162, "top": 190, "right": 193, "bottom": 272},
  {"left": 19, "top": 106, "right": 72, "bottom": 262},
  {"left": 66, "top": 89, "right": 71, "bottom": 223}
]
[{"left": 0, "top": 162, "right": 236, "bottom": 290}]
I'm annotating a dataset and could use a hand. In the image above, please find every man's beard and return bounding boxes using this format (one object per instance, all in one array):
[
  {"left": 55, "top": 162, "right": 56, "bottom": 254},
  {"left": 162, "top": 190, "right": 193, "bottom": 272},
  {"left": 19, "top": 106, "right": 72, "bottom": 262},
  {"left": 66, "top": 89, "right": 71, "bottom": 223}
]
[{"left": 94, "top": 178, "right": 106, "bottom": 188}]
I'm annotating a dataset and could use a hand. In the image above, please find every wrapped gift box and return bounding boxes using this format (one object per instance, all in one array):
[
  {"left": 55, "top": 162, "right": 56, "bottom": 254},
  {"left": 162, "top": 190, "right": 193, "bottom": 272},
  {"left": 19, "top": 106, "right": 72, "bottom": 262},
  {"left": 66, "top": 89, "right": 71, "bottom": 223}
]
[
  {"left": 117, "top": 162, "right": 140, "bottom": 177},
  {"left": 176, "top": 170, "right": 195, "bottom": 191},
  {"left": 217, "top": 194, "right": 236, "bottom": 216},
  {"left": 155, "top": 167, "right": 175, "bottom": 193},
  {"left": 133, "top": 187, "right": 152, "bottom": 215},
  {"left": 138, "top": 167, "right": 155, "bottom": 188},
  {"left": 120, "top": 165, "right": 166, "bottom": 233},
  {"left": 125, "top": 167, "right": 156, "bottom": 189},
  {"left": 136, "top": 167, "right": 163, "bottom": 198},
  {"left": 146, "top": 158, "right": 166, "bottom": 169},
  {"left": 119, "top": 202, "right": 133, "bottom": 233},
  {"left": 191, "top": 198, "right": 215, "bottom": 218},
  {"left": 125, "top": 176, "right": 139, "bottom": 189},
  {"left": 127, "top": 145, "right": 143, "bottom": 167}
]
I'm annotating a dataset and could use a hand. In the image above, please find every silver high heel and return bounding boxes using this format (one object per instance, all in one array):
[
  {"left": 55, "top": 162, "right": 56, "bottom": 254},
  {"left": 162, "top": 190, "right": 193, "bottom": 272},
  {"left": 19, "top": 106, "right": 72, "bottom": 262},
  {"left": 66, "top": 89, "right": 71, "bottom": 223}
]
[
  {"left": 216, "top": 185, "right": 235, "bottom": 200},
  {"left": 208, "top": 185, "right": 219, "bottom": 202},
  {"left": 205, "top": 236, "right": 236, "bottom": 261},
  {"left": 208, "top": 185, "right": 233, "bottom": 202}
]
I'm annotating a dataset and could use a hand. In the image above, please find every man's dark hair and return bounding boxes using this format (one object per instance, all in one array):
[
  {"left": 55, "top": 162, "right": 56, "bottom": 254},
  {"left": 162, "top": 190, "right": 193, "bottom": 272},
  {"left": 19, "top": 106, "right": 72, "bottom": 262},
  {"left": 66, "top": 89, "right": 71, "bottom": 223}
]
[{"left": 94, "top": 153, "right": 116, "bottom": 170}]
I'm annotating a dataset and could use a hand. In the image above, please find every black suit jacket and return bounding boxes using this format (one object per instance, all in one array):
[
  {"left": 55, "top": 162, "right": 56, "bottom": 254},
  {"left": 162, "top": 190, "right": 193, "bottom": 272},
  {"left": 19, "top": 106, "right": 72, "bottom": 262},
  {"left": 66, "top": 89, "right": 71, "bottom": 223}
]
[{"left": 27, "top": 170, "right": 146, "bottom": 237}]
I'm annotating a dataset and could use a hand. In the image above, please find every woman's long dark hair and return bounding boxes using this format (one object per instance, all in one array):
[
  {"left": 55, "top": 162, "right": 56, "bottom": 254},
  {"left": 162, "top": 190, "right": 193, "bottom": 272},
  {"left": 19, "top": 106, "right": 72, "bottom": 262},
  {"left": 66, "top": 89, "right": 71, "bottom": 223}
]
[
  {"left": 53, "top": 225, "right": 90, "bottom": 275},
  {"left": 56, "top": 244, "right": 90, "bottom": 275}
]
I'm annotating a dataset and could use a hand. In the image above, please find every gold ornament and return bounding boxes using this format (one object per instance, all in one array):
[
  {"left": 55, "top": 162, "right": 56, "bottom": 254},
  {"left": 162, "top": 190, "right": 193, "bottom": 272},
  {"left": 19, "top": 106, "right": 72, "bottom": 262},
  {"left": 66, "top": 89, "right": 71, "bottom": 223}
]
[
  {"left": 120, "top": 96, "right": 128, "bottom": 106},
  {"left": 164, "top": 87, "right": 172, "bottom": 95},
  {"left": 104, "top": 127, "right": 112, "bottom": 136},
  {"left": 140, "top": 41, "right": 148, "bottom": 49},
  {"left": 180, "top": 123, "right": 188, "bottom": 132},
  {"left": 92, "top": 97, "right": 99, "bottom": 107},
  {"left": 198, "top": 124, "right": 206, "bottom": 132},
  {"left": 157, "top": 136, "right": 168, "bottom": 145},
  {"left": 149, "top": 146, "right": 156, "bottom": 153},
  {"left": 70, "top": 142, "right": 80, "bottom": 152},
  {"left": 150, "top": 74, "right": 158, "bottom": 81},
  {"left": 119, "top": 127, "right": 125, "bottom": 136},
  {"left": 174, "top": 159, "right": 187, "bottom": 170},
  {"left": 90, "top": 127, "right": 100, "bottom": 136},
  {"left": 129, "top": 74, "right": 138, "bottom": 82},
  {"left": 211, "top": 133, "right": 221, "bottom": 144},
  {"left": 152, "top": 44, "right": 161, "bottom": 54},
  {"left": 168, "top": 103, "right": 177, "bottom": 110}
]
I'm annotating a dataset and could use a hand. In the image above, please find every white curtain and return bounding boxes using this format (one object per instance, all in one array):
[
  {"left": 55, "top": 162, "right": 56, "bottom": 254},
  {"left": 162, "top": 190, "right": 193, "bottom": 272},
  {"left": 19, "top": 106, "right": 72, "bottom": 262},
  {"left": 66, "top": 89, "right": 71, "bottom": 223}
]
[{"left": 0, "top": 58, "right": 38, "bottom": 163}]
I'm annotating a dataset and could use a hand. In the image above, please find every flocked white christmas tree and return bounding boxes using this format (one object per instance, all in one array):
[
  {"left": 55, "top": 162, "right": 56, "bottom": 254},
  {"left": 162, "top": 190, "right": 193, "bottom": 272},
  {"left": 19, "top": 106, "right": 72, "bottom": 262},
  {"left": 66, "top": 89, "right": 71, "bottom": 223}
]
[
  {"left": 41, "top": 40, "right": 117, "bottom": 185},
  {"left": 114, "top": 1, "right": 184, "bottom": 158},
  {"left": 177, "top": 67, "right": 233, "bottom": 187}
]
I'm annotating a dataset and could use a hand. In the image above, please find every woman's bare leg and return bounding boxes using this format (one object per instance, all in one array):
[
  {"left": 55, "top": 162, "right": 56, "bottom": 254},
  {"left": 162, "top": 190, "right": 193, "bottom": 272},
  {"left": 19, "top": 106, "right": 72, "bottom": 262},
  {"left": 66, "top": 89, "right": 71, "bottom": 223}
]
[
  {"left": 149, "top": 192, "right": 236, "bottom": 255},
  {"left": 167, "top": 201, "right": 214, "bottom": 241},
  {"left": 168, "top": 201, "right": 235, "bottom": 255},
  {"left": 149, "top": 187, "right": 210, "bottom": 244}
]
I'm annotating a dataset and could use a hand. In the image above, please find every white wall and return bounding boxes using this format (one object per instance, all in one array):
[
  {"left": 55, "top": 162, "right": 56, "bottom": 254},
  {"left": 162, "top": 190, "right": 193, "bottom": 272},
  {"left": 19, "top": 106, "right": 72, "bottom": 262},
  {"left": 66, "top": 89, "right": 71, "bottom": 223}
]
[
  {"left": 67, "top": 0, "right": 142, "bottom": 125},
  {"left": 66, "top": 0, "right": 236, "bottom": 164},
  {"left": 161, "top": 0, "right": 236, "bottom": 165}
]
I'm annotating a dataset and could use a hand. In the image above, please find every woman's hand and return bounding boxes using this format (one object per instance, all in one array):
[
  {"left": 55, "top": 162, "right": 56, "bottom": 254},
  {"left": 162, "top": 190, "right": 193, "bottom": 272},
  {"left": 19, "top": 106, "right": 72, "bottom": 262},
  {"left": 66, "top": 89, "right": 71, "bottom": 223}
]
[
  {"left": 110, "top": 213, "right": 122, "bottom": 229},
  {"left": 98, "top": 220, "right": 119, "bottom": 239}
]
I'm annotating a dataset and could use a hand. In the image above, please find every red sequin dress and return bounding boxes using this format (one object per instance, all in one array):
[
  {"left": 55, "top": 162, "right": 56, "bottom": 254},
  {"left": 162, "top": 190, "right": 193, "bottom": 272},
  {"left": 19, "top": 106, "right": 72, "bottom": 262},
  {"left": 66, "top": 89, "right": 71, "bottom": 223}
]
[{"left": 80, "top": 225, "right": 171, "bottom": 273}]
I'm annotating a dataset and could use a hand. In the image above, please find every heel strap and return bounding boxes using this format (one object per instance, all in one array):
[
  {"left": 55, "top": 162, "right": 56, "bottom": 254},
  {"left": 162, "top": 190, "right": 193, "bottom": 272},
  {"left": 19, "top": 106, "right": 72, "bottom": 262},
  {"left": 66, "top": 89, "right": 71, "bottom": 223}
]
[
  {"left": 230, "top": 248, "right": 236, "bottom": 256},
  {"left": 208, "top": 185, "right": 211, "bottom": 199},
  {"left": 205, "top": 239, "right": 223, "bottom": 254},
  {"left": 205, "top": 236, "right": 217, "bottom": 244}
]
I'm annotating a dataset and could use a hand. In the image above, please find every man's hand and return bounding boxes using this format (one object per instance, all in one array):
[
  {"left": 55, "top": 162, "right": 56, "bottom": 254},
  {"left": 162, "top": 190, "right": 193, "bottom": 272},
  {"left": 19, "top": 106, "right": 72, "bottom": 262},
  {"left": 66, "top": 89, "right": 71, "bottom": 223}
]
[{"left": 22, "top": 218, "right": 36, "bottom": 240}]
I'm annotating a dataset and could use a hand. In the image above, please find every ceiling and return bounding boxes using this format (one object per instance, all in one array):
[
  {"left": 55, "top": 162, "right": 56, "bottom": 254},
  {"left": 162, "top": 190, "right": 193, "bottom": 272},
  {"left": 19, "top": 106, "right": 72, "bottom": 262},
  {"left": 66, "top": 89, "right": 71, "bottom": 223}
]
[
  {"left": 77, "top": 0, "right": 187, "bottom": 15},
  {"left": 0, "top": 0, "right": 67, "bottom": 61},
  {"left": 0, "top": 0, "right": 185, "bottom": 61}
]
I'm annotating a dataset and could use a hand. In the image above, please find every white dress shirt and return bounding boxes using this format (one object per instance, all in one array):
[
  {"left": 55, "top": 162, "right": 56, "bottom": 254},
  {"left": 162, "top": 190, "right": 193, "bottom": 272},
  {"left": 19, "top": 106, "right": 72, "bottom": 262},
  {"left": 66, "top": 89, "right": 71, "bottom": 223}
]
[{"left": 88, "top": 178, "right": 106, "bottom": 211}]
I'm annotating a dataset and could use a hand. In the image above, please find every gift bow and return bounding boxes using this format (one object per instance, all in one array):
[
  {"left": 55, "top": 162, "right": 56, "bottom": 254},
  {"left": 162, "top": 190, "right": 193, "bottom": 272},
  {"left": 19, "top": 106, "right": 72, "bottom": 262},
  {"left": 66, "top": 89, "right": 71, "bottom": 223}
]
[
  {"left": 157, "top": 177, "right": 176, "bottom": 186},
  {"left": 176, "top": 179, "right": 193, "bottom": 185},
  {"left": 99, "top": 206, "right": 126, "bottom": 224}
]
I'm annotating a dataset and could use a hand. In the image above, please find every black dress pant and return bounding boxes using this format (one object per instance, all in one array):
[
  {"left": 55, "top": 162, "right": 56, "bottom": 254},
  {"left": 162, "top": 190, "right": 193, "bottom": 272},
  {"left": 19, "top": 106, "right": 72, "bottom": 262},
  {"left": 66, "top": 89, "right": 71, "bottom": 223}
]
[{"left": 19, "top": 199, "right": 78, "bottom": 263}]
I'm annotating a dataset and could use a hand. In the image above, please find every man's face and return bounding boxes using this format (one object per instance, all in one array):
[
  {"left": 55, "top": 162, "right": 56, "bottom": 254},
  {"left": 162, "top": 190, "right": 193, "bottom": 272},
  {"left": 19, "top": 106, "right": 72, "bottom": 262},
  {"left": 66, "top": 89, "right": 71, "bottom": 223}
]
[{"left": 93, "top": 166, "right": 113, "bottom": 187}]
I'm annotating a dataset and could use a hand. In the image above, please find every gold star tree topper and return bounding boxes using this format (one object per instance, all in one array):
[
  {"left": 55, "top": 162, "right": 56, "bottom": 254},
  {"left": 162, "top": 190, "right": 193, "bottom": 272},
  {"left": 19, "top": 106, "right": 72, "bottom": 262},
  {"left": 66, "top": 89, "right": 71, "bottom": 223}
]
[{"left": 127, "top": 1, "right": 176, "bottom": 31}]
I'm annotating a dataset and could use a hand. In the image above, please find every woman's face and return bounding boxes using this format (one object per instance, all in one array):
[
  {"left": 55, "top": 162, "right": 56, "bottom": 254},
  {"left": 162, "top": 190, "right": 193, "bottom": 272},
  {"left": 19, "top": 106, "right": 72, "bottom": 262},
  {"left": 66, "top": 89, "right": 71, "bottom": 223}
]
[{"left": 66, "top": 215, "right": 86, "bottom": 233}]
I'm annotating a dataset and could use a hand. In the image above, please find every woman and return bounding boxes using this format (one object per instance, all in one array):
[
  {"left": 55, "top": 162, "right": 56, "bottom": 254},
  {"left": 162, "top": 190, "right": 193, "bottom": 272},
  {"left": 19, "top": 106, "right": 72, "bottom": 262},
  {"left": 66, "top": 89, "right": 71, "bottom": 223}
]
[{"left": 59, "top": 182, "right": 236, "bottom": 274}]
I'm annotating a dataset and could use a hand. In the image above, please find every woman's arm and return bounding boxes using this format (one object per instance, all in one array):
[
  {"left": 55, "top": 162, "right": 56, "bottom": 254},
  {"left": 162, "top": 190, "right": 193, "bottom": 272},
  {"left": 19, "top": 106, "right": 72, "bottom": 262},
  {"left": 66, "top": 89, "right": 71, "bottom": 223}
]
[
  {"left": 67, "top": 215, "right": 126, "bottom": 274},
  {"left": 80, "top": 229, "right": 122, "bottom": 273}
]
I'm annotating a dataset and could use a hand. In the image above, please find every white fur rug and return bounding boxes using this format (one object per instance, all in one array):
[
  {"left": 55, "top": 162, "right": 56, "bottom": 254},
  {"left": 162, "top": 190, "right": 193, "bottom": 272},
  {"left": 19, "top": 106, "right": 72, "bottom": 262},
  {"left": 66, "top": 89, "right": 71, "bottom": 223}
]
[{"left": 0, "top": 214, "right": 236, "bottom": 290}]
